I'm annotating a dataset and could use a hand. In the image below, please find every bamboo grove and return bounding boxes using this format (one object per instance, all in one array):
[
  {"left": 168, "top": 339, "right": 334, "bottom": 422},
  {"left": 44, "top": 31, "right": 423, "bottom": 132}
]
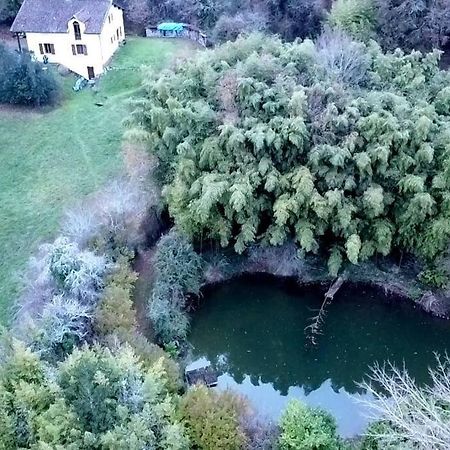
[{"left": 128, "top": 33, "right": 450, "bottom": 274}]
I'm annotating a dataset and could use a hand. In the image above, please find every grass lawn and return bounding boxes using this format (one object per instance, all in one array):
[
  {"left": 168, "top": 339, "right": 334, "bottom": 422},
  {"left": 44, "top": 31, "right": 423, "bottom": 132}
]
[{"left": 0, "top": 37, "right": 197, "bottom": 324}]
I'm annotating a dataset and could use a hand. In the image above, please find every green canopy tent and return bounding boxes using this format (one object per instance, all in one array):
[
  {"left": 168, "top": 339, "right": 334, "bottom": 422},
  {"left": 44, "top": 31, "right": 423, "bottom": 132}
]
[{"left": 157, "top": 22, "right": 185, "bottom": 36}]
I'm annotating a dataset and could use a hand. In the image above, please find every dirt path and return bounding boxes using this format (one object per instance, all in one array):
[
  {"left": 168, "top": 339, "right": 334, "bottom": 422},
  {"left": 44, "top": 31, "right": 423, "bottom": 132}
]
[{"left": 132, "top": 248, "right": 157, "bottom": 339}]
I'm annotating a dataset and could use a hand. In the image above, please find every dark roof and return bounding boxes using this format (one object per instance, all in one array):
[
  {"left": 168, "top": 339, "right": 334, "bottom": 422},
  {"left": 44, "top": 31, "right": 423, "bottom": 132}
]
[{"left": 11, "top": 0, "right": 120, "bottom": 34}]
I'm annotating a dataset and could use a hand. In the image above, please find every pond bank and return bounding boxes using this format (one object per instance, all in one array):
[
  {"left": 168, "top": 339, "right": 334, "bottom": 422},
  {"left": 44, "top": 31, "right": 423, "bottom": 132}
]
[
  {"left": 132, "top": 240, "right": 450, "bottom": 341},
  {"left": 201, "top": 244, "right": 450, "bottom": 319}
]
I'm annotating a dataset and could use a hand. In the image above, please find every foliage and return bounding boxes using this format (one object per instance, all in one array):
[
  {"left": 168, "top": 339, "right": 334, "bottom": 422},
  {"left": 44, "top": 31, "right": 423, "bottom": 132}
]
[
  {"left": 148, "top": 231, "right": 203, "bottom": 343},
  {"left": 418, "top": 267, "right": 448, "bottom": 288},
  {"left": 94, "top": 259, "right": 183, "bottom": 393},
  {"left": 179, "top": 385, "right": 248, "bottom": 450},
  {"left": 327, "top": 0, "right": 376, "bottom": 41},
  {"left": 213, "top": 11, "right": 268, "bottom": 43},
  {"left": 95, "top": 258, "right": 139, "bottom": 338},
  {"left": 315, "top": 28, "right": 370, "bottom": 87},
  {"left": 0, "top": 45, "right": 60, "bottom": 107},
  {"left": 375, "top": 0, "right": 450, "bottom": 52},
  {"left": 0, "top": 342, "right": 188, "bottom": 449},
  {"left": 278, "top": 399, "right": 340, "bottom": 450},
  {"left": 359, "top": 355, "right": 450, "bottom": 449},
  {"left": 130, "top": 33, "right": 450, "bottom": 275},
  {"left": 47, "top": 237, "right": 110, "bottom": 305},
  {"left": 32, "top": 295, "right": 92, "bottom": 361},
  {"left": 0, "top": 0, "right": 21, "bottom": 22}
]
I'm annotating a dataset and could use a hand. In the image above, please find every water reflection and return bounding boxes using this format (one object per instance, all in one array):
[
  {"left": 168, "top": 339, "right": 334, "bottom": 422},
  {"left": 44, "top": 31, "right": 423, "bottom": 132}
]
[{"left": 188, "top": 276, "right": 450, "bottom": 436}]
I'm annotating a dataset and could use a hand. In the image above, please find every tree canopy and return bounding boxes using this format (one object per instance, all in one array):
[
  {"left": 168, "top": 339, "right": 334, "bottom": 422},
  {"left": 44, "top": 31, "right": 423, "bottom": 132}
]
[{"left": 129, "top": 33, "right": 450, "bottom": 274}]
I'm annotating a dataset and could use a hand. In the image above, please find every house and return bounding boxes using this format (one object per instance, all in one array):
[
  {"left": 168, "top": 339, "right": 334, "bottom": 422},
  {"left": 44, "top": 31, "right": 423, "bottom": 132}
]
[{"left": 10, "top": 0, "right": 125, "bottom": 79}]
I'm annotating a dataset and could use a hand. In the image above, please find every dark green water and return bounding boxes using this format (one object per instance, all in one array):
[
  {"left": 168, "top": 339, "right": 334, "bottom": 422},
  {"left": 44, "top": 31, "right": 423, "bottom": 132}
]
[{"left": 188, "top": 276, "right": 450, "bottom": 437}]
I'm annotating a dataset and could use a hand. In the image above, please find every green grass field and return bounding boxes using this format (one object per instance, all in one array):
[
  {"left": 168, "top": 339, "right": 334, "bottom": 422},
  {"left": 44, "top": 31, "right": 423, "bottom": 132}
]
[{"left": 0, "top": 37, "right": 196, "bottom": 324}]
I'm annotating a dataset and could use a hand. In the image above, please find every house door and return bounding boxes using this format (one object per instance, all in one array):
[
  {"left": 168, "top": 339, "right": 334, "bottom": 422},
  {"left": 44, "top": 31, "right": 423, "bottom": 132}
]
[{"left": 87, "top": 66, "right": 95, "bottom": 80}]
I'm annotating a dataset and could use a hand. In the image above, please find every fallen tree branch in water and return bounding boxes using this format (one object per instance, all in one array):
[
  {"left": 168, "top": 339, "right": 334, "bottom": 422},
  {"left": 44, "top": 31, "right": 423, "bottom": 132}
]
[{"left": 305, "top": 273, "right": 347, "bottom": 346}]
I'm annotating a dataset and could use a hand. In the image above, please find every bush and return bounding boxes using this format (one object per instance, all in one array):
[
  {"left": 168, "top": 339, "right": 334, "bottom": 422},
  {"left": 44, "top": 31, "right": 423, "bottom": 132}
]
[
  {"left": 62, "top": 179, "right": 156, "bottom": 252},
  {"left": 148, "top": 231, "right": 203, "bottom": 344},
  {"left": 95, "top": 259, "right": 138, "bottom": 338},
  {"left": 32, "top": 295, "right": 93, "bottom": 362},
  {"left": 418, "top": 267, "right": 449, "bottom": 289},
  {"left": 48, "top": 237, "right": 110, "bottom": 305},
  {"left": 213, "top": 12, "right": 268, "bottom": 43},
  {"left": 327, "top": 0, "right": 376, "bottom": 41},
  {"left": 279, "top": 400, "right": 340, "bottom": 450},
  {"left": 95, "top": 259, "right": 183, "bottom": 393},
  {"left": 315, "top": 28, "right": 370, "bottom": 86},
  {"left": 0, "top": 45, "right": 60, "bottom": 107},
  {"left": 179, "top": 385, "right": 248, "bottom": 450}
]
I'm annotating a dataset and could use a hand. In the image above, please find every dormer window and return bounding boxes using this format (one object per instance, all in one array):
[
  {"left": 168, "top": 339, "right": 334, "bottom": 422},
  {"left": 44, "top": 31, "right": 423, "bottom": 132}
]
[{"left": 73, "top": 21, "right": 81, "bottom": 40}]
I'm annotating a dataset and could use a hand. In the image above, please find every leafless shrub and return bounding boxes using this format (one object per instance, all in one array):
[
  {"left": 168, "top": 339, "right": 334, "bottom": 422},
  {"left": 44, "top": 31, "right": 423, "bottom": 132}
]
[
  {"left": 315, "top": 28, "right": 370, "bottom": 86},
  {"left": 47, "top": 237, "right": 110, "bottom": 305},
  {"left": 240, "top": 413, "right": 279, "bottom": 450},
  {"left": 31, "top": 295, "right": 93, "bottom": 356},
  {"left": 62, "top": 204, "right": 102, "bottom": 249},
  {"left": 63, "top": 178, "right": 158, "bottom": 250},
  {"left": 122, "top": 142, "right": 156, "bottom": 182},
  {"left": 247, "top": 243, "right": 304, "bottom": 277},
  {"left": 359, "top": 355, "right": 450, "bottom": 449}
]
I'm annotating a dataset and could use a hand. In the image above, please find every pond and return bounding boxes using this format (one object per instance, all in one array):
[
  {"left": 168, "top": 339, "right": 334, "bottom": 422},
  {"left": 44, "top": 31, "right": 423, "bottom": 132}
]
[{"left": 188, "top": 276, "right": 450, "bottom": 438}]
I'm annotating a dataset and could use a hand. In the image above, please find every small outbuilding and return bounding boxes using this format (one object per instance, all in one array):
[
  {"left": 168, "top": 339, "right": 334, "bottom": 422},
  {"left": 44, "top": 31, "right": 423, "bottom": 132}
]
[{"left": 146, "top": 22, "right": 207, "bottom": 47}]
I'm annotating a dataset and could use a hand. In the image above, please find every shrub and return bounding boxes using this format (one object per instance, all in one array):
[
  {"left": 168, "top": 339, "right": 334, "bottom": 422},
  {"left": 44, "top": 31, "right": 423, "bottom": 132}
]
[
  {"left": 47, "top": 237, "right": 110, "bottom": 305},
  {"left": 0, "top": 45, "right": 60, "bottom": 107},
  {"left": 418, "top": 267, "right": 448, "bottom": 289},
  {"left": 315, "top": 28, "right": 370, "bottom": 86},
  {"left": 278, "top": 400, "right": 340, "bottom": 450},
  {"left": 62, "top": 179, "right": 156, "bottom": 252},
  {"left": 94, "top": 259, "right": 183, "bottom": 393},
  {"left": 153, "top": 231, "right": 203, "bottom": 295},
  {"left": 95, "top": 259, "right": 138, "bottom": 339},
  {"left": 148, "top": 231, "right": 203, "bottom": 344},
  {"left": 32, "top": 295, "right": 92, "bottom": 362},
  {"left": 327, "top": 0, "right": 376, "bottom": 41},
  {"left": 213, "top": 12, "right": 268, "bottom": 43},
  {"left": 179, "top": 385, "right": 248, "bottom": 450}
]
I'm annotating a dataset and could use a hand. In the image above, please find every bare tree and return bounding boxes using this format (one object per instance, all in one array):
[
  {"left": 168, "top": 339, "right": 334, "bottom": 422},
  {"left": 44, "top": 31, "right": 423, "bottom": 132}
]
[
  {"left": 315, "top": 28, "right": 370, "bottom": 87},
  {"left": 359, "top": 355, "right": 450, "bottom": 449}
]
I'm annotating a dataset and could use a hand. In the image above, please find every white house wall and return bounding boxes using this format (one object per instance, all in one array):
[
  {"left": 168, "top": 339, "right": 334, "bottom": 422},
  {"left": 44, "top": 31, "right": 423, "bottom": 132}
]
[
  {"left": 24, "top": 4, "right": 124, "bottom": 79},
  {"left": 99, "top": 4, "right": 125, "bottom": 64}
]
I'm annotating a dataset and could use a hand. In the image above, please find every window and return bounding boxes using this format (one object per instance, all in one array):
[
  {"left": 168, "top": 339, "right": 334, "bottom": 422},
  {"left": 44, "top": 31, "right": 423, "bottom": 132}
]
[
  {"left": 73, "top": 21, "right": 81, "bottom": 40},
  {"left": 116, "top": 28, "right": 119, "bottom": 40},
  {"left": 119, "top": 26, "right": 122, "bottom": 37},
  {"left": 111, "top": 36, "right": 113, "bottom": 44},
  {"left": 40, "top": 43, "right": 55, "bottom": 54},
  {"left": 75, "top": 44, "right": 88, "bottom": 55}
]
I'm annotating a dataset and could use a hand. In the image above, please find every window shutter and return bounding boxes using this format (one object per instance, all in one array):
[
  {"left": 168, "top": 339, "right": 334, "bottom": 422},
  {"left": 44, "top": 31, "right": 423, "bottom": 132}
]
[
  {"left": 72, "top": 44, "right": 76, "bottom": 55},
  {"left": 39, "top": 43, "right": 44, "bottom": 54},
  {"left": 51, "top": 44, "right": 55, "bottom": 54},
  {"left": 83, "top": 45, "right": 88, "bottom": 56}
]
